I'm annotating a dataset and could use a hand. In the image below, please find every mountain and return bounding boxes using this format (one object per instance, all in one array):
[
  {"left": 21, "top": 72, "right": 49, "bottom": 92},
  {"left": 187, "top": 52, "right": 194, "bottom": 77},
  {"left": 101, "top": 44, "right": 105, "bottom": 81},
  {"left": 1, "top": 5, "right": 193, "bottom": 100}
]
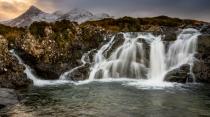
[
  {"left": 1, "top": 6, "right": 111, "bottom": 27},
  {"left": 59, "top": 8, "right": 94, "bottom": 23},
  {"left": 3, "top": 6, "right": 58, "bottom": 27}
]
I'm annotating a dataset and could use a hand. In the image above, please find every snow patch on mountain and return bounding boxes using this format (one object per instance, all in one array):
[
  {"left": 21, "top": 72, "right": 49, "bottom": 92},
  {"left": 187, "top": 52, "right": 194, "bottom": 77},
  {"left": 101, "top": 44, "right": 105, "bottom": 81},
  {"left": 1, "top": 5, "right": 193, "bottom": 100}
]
[{"left": 1, "top": 6, "right": 111, "bottom": 27}]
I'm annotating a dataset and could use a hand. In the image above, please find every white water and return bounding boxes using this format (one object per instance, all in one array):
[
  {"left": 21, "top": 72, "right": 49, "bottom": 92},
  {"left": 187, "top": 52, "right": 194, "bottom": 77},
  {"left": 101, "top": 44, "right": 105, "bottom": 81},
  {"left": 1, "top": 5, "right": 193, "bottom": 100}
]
[
  {"left": 60, "top": 49, "right": 95, "bottom": 80},
  {"left": 166, "top": 28, "right": 201, "bottom": 82},
  {"left": 10, "top": 50, "right": 70, "bottom": 86},
  {"left": 149, "top": 36, "right": 166, "bottom": 82},
  {"left": 89, "top": 28, "right": 201, "bottom": 86}
]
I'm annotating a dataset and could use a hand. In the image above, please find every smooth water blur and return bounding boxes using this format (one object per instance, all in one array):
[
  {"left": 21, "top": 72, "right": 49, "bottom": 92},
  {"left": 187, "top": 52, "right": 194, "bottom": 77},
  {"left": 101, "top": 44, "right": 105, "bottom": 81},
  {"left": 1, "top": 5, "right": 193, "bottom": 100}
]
[{"left": 1, "top": 82, "right": 210, "bottom": 117}]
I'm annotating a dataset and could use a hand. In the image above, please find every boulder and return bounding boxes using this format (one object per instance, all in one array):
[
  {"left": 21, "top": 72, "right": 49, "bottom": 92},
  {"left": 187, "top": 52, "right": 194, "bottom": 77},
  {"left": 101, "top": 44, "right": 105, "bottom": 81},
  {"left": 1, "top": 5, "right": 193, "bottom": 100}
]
[
  {"left": 164, "top": 64, "right": 193, "bottom": 83},
  {"left": 193, "top": 35, "right": 210, "bottom": 83},
  {"left": 66, "top": 64, "right": 91, "bottom": 81}
]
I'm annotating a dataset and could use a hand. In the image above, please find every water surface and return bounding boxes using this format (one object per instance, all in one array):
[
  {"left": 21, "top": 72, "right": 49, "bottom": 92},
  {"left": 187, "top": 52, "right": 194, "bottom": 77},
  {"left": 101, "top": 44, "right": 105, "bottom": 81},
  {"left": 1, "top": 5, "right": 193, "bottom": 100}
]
[{"left": 1, "top": 82, "right": 210, "bottom": 117}]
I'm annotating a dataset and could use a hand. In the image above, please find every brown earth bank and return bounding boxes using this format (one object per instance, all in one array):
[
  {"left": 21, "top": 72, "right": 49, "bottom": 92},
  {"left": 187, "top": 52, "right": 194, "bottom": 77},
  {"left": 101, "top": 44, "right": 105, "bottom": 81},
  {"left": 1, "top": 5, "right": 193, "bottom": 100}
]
[{"left": 0, "top": 16, "right": 210, "bottom": 91}]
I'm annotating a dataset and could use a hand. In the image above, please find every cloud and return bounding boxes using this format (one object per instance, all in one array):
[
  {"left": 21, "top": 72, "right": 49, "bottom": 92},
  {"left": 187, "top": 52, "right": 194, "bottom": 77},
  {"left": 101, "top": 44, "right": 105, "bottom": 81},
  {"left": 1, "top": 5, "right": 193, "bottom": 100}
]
[
  {"left": 34, "top": 0, "right": 210, "bottom": 22},
  {"left": 0, "top": 0, "right": 209, "bottom": 22},
  {"left": 0, "top": 0, "right": 36, "bottom": 20}
]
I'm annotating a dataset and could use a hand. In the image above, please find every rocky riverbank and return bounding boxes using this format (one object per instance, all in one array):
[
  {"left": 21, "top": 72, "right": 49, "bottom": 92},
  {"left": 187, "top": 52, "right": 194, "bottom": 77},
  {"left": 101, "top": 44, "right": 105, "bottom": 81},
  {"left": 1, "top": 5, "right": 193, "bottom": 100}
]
[{"left": 0, "top": 16, "right": 210, "bottom": 89}]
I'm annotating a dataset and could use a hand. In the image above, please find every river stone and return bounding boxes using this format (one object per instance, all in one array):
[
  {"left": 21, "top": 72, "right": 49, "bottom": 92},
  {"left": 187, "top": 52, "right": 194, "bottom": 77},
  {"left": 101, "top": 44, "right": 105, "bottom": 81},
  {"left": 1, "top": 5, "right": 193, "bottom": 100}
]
[
  {"left": 66, "top": 64, "right": 90, "bottom": 81},
  {"left": 0, "top": 88, "right": 18, "bottom": 109},
  {"left": 164, "top": 64, "right": 192, "bottom": 83}
]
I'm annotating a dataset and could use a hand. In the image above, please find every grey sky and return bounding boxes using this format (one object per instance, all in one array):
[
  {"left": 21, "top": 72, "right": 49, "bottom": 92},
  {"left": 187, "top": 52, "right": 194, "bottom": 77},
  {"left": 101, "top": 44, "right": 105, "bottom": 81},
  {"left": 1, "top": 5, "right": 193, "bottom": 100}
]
[
  {"left": 35, "top": 0, "right": 210, "bottom": 22},
  {"left": 0, "top": 0, "right": 209, "bottom": 22}
]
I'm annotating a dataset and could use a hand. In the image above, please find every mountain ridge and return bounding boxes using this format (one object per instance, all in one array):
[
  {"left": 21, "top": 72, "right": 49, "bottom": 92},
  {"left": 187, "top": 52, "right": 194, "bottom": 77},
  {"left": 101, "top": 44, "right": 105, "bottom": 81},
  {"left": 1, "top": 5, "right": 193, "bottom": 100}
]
[{"left": 1, "top": 6, "right": 111, "bottom": 27}]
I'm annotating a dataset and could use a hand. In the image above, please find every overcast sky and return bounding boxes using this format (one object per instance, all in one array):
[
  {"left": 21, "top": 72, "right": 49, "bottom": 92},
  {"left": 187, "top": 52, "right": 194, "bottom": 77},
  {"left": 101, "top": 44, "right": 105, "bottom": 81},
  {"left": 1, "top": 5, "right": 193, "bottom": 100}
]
[{"left": 0, "top": 0, "right": 209, "bottom": 22}]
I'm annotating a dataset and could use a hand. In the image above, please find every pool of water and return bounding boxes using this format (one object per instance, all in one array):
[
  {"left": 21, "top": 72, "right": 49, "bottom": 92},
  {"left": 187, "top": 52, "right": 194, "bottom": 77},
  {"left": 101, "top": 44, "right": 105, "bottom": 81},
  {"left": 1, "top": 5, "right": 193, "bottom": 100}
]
[{"left": 1, "top": 81, "right": 210, "bottom": 117}]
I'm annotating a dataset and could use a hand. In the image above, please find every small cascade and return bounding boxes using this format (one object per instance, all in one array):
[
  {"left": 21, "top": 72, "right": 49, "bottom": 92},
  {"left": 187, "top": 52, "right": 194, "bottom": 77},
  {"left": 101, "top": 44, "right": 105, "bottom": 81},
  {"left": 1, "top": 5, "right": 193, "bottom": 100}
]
[
  {"left": 149, "top": 36, "right": 166, "bottom": 82},
  {"left": 89, "top": 36, "right": 116, "bottom": 80},
  {"left": 89, "top": 28, "right": 201, "bottom": 83},
  {"left": 60, "top": 49, "right": 95, "bottom": 80},
  {"left": 89, "top": 33, "right": 157, "bottom": 80},
  {"left": 10, "top": 50, "right": 69, "bottom": 86},
  {"left": 166, "top": 28, "right": 201, "bottom": 82}
]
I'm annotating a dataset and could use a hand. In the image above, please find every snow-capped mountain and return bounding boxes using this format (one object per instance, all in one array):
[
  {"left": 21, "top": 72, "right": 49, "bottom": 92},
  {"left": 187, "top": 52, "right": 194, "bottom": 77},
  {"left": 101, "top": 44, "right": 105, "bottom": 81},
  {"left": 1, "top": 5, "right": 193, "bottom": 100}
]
[
  {"left": 59, "top": 8, "right": 94, "bottom": 23},
  {"left": 1, "top": 6, "right": 111, "bottom": 27},
  {"left": 59, "top": 9, "right": 111, "bottom": 23},
  {"left": 4, "top": 6, "right": 58, "bottom": 27},
  {"left": 52, "top": 10, "right": 66, "bottom": 17}
]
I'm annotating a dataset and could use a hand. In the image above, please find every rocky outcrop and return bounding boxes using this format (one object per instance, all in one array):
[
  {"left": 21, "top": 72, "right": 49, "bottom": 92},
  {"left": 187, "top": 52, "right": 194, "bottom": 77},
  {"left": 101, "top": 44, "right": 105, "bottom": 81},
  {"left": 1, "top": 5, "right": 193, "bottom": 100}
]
[
  {"left": 7, "top": 21, "right": 107, "bottom": 80},
  {"left": 0, "top": 17, "right": 210, "bottom": 84},
  {"left": 0, "top": 36, "right": 32, "bottom": 89},
  {"left": 193, "top": 35, "right": 210, "bottom": 83},
  {"left": 164, "top": 65, "right": 193, "bottom": 83}
]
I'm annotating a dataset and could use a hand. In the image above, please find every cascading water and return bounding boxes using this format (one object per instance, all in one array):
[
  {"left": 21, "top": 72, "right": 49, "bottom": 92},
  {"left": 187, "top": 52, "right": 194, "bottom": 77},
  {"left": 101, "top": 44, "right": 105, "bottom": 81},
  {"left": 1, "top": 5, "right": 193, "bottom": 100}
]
[
  {"left": 10, "top": 50, "right": 69, "bottom": 86},
  {"left": 60, "top": 49, "right": 95, "bottom": 80},
  {"left": 166, "top": 28, "right": 201, "bottom": 82},
  {"left": 88, "top": 28, "right": 201, "bottom": 84},
  {"left": 9, "top": 28, "right": 201, "bottom": 87},
  {"left": 149, "top": 36, "right": 166, "bottom": 82}
]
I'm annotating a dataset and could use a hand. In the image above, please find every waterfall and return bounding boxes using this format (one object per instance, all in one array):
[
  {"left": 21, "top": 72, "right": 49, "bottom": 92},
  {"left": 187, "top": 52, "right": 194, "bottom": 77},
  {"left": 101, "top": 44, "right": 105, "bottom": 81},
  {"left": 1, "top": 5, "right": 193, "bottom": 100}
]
[
  {"left": 10, "top": 50, "right": 69, "bottom": 86},
  {"left": 9, "top": 28, "right": 201, "bottom": 87},
  {"left": 149, "top": 36, "right": 166, "bottom": 82},
  {"left": 166, "top": 28, "right": 201, "bottom": 82},
  {"left": 89, "top": 33, "right": 155, "bottom": 80},
  {"left": 89, "top": 28, "right": 201, "bottom": 83}
]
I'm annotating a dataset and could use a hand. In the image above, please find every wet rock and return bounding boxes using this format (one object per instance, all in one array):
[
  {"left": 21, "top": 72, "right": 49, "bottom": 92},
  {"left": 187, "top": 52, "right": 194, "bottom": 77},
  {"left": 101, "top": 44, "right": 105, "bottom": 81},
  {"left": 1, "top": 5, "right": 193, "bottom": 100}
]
[
  {"left": 193, "top": 35, "right": 210, "bottom": 83},
  {"left": 34, "top": 63, "right": 60, "bottom": 80},
  {"left": 66, "top": 64, "right": 91, "bottom": 81},
  {"left": 106, "top": 33, "right": 125, "bottom": 58},
  {"left": 0, "top": 88, "right": 19, "bottom": 109},
  {"left": 200, "top": 24, "right": 210, "bottom": 34},
  {"left": 161, "top": 26, "right": 179, "bottom": 41},
  {"left": 164, "top": 64, "right": 192, "bottom": 83}
]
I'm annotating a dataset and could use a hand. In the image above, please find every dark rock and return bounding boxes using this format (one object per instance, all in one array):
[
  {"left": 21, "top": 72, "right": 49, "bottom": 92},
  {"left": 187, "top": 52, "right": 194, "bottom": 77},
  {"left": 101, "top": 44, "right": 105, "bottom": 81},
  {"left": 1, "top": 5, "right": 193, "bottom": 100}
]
[
  {"left": 161, "top": 26, "right": 179, "bottom": 41},
  {"left": 164, "top": 64, "right": 192, "bottom": 83},
  {"left": 193, "top": 35, "right": 210, "bottom": 83},
  {"left": 198, "top": 24, "right": 210, "bottom": 34},
  {"left": 0, "top": 36, "right": 32, "bottom": 89},
  {"left": 0, "top": 88, "right": 19, "bottom": 109},
  {"left": 34, "top": 63, "right": 60, "bottom": 80},
  {"left": 7, "top": 22, "right": 107, "bottom": 81},
  {"left": 106, "top": 33, "right": 125, "bottom": 58},
  {"left": 66, "top": 64, "right": 90, "bottom": 81}
]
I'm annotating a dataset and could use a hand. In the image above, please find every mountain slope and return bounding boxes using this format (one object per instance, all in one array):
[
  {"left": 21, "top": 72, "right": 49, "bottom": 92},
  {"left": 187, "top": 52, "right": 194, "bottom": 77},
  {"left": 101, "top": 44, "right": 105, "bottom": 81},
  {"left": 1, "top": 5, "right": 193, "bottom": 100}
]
[
  {"left": 4, "top": 6, "right": 58, "bottom": 27},
  {"left": 59, "top": 8, "right": 94, "bottom": 23},
  {"left": 1, "top": 6, "right": 111, "bottom": 27}
]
